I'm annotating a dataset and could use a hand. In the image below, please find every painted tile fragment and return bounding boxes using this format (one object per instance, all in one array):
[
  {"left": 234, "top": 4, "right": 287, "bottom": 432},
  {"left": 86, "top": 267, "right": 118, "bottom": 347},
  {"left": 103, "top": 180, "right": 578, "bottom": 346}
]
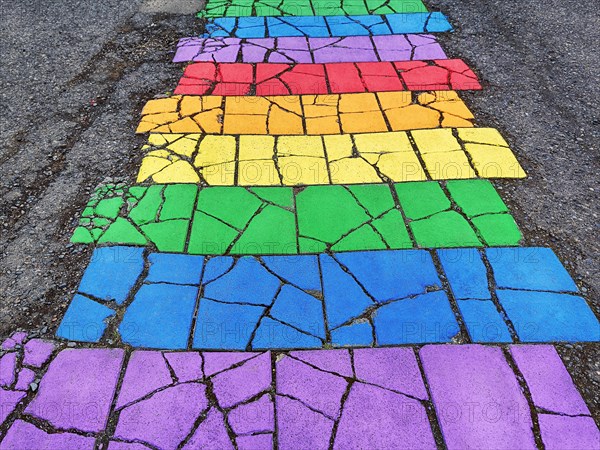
[
  {"left": 335, "top": 383, "right": 436, "bottom": 448},
  {"left": 25, "top": 348, "right": 124, "bottom": 432},
  {"left": 438, "top": 248, "right": 490, "bottom": 299},
  {"left": 72, "top": 181, "right": 520, "bottom": 254},
  {"left": 374, "top": 291, "right": 460, "bottom": 344},
  {"left": 77, "top": 246, "right": 144, "bottom": 304},
  {"left": 71, "top": 183, "right": 199, "bottom": 252},
  {"left": 115, "top": 383, "right": 209, "bottom": 448},
  {"left": 146, "top": 253, "right": 204, "bottom": 285},
  {"left": 189, "top": 186, "right": 297, "bottom": 255},
  {"left": 276, "top": 395, "right": 333, "bottom": 449},
  {"left": 195, "top": 299, "right": 264, "bottom": 349},
  {"left": 0, "top": 391, "right": 27, "bottom": 425},
  {"left": 537, "top": 415, "right": 600, "bottom": 450},
  {"left": 138, "top": 91, "right": 474, "bottom": 135},
  {"left": 487, "top": 246, "right": 579, "bottom": 292},
  {"left": 56, "top": 294, "right": 115, "bottom": 342},
  {"left": 296, "top": 184, "right": 412, "bottom": 253},
  {"left": 290, "top": 349, "right": 353, "bottom": 377},
  {"left": 0, "top": 334, "right": 58, "bottom": 427},
  {"left": 182, "top": 408, "right": 233, "bottom": 449},
  {"left": 447, "top": 179, "right": 522, "bottom": 245},
  {"left": 205, "top": 12, "right": 452, "bottom": 38},
  {"left": 1, "top": 332, "right": 26, "bottom": 350},
  {"left": 119, "top": 283, "right": 198, "bottom": 349},
  {"left": 237, "top": 433, "right": 273, "bottom": 449},
  {"left": 115, "top": 350, "right": 173, "bottom": 408},
  {"left": 320, "top": 250, "right": 457, "bottom": 344},
  {"left": 164, "top": 351, "right": 203, "bottom": 382},
  {"left": 396, "top": 180, "right": 521, "bottom": 248},
  {"left": 353, "top": 347, "right": 428, "bottom": 398},
  {"left": 202, "top": 352, "right": 256, "bottom": 376},
  {"left": 455, "top": 300, "right": 512, "bottom": 343},
  {"left": 499, "top": 291, "right": 600, "bottom": 342},
  {"left": 420, "top": 345, "right": 537, "bottom": 449},
  {"left": 510, "top": 345, "right": 590, "bottom": 415},
  {"left": 276, "top": 354, "right": 350, "bottom": 417},
  {"left": 14, "top": 369, "right": 35, "bottom": 391},
  {"left": 508, "top": 345, "right": 600, "bottom": 448},
  {"left": 174, "top": 34, "right": 447, "bottom": 63},
  {"left": 174, "top": 61, "right": 481, "bottom": 96},
  {"left": 111, "top": 352, "right": 273, "bottom": 449},
  {"left": 199, "top": 0, "right": 428, "bottom": 18},
  {"left": 486, "top": 247, "right": 600, "bottom": 342},
  {"left": 457, "top": 128, "right": 526, "bottom": 178},
  {"left": 135, "top": 129, "right": 525, "bottom": 185},
  {"left": 279, "top": 349, "right": 437, "bottom": 448},
  {"left": 1, "top": 420, "right": 96, "bottom": 449},
  {"left": 228, "top": 394, "right": 274, "bottom": 436},
  {"left": 23, "top": 339, "right": 56, "bottom": 367},
  {"left": 211, "top": 352, "right": 272, "bottom": 408},
  {"left": 0, "top": 353, "right": 16, "bottom": 387}
]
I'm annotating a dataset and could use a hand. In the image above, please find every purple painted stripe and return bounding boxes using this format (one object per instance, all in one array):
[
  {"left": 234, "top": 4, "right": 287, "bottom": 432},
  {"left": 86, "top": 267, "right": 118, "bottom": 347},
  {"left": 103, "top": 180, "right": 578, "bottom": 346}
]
[
  {"left": 2, "top": 335, "right": 599, "bottom": 449},
  {"left": 174, "top": 34, "right": 447, "bottom": 64}
]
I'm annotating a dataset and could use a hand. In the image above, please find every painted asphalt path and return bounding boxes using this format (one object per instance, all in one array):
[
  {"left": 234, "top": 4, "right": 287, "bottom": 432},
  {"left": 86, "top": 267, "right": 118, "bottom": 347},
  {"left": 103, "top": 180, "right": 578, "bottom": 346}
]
[{"left": 1, "top": 0, "right": 599, "bottom": 447}]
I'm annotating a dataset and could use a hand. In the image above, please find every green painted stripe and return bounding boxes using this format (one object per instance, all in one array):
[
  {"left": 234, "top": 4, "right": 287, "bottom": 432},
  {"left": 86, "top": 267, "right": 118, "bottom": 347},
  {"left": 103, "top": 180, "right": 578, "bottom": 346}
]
[
  {"left": 198, "top": 0, "right": 428, "bottom": 18},
  {"left": 72, "top": 180, "right": 522, "bottom": 254}
]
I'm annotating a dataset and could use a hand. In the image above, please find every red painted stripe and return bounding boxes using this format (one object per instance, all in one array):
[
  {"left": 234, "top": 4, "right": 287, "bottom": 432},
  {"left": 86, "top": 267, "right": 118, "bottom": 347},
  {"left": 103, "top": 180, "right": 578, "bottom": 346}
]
[{"left": 174, "top": 60, "right": 482, "bottom": 96}]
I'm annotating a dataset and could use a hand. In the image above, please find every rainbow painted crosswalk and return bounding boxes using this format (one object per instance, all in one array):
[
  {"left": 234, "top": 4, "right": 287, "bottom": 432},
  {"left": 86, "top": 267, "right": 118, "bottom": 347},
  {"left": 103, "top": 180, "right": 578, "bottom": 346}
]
[{"left": 1, "top": 0, "right": 599, "bottom": 448}]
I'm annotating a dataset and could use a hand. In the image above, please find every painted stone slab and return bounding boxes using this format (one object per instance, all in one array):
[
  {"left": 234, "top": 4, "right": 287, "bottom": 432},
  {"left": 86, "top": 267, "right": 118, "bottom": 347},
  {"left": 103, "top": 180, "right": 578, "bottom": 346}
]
[
  {"left": 174, "top": 35, "right": 447, "bottom": 63},
  {"left": 174, "top": 60, "right": 482, "bottom": 96}
]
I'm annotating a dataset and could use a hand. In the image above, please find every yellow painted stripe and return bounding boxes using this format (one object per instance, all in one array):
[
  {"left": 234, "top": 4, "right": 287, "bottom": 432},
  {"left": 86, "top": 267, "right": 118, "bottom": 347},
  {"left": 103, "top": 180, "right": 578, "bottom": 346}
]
[{"left": 137, "top": 128, "right": 526, "bottom": 185}]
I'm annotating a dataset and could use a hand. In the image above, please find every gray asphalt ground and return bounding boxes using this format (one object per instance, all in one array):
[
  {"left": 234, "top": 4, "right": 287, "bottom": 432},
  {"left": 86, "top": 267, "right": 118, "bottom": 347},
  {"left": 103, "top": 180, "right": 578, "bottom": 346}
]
[{"left": 0, "top": 0, "right": 598, "bottom": 420}]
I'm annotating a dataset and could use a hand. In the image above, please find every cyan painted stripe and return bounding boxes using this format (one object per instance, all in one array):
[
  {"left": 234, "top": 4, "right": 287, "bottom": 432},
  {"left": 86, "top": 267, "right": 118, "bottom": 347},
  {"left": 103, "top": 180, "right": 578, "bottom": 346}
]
[
  {"left": 204, "top": 12, "right": 452, "bottom": 39},
  {"left": 56, "top": 246, "right": 599, "bottom": 349}
]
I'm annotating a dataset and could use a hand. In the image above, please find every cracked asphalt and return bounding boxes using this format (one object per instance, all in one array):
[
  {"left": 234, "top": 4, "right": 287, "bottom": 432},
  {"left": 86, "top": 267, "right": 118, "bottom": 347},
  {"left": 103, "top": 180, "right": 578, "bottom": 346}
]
[{"left": 0, "top": 0, "right": 598, "bottom": 420}]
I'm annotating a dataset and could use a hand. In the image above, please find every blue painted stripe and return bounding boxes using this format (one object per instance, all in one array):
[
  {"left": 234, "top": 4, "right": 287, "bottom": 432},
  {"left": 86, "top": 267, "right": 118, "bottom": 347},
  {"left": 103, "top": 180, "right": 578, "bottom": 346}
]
[
  {"left": 56, "top": 247, "right": 599, "bottom": 349},
  {"left": 204, "top": 12, "right": 452, "bottom": 38}
]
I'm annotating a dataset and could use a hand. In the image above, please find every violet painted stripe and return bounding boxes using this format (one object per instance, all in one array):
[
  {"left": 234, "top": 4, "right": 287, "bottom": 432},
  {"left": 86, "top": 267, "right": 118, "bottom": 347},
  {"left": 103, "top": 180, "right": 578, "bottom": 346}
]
[
  {"left": 1, "top": 335, "right": 599, "bottom": 449},
  {"left": 174, "top": 35, "right": 447, "bottom": 64}
]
